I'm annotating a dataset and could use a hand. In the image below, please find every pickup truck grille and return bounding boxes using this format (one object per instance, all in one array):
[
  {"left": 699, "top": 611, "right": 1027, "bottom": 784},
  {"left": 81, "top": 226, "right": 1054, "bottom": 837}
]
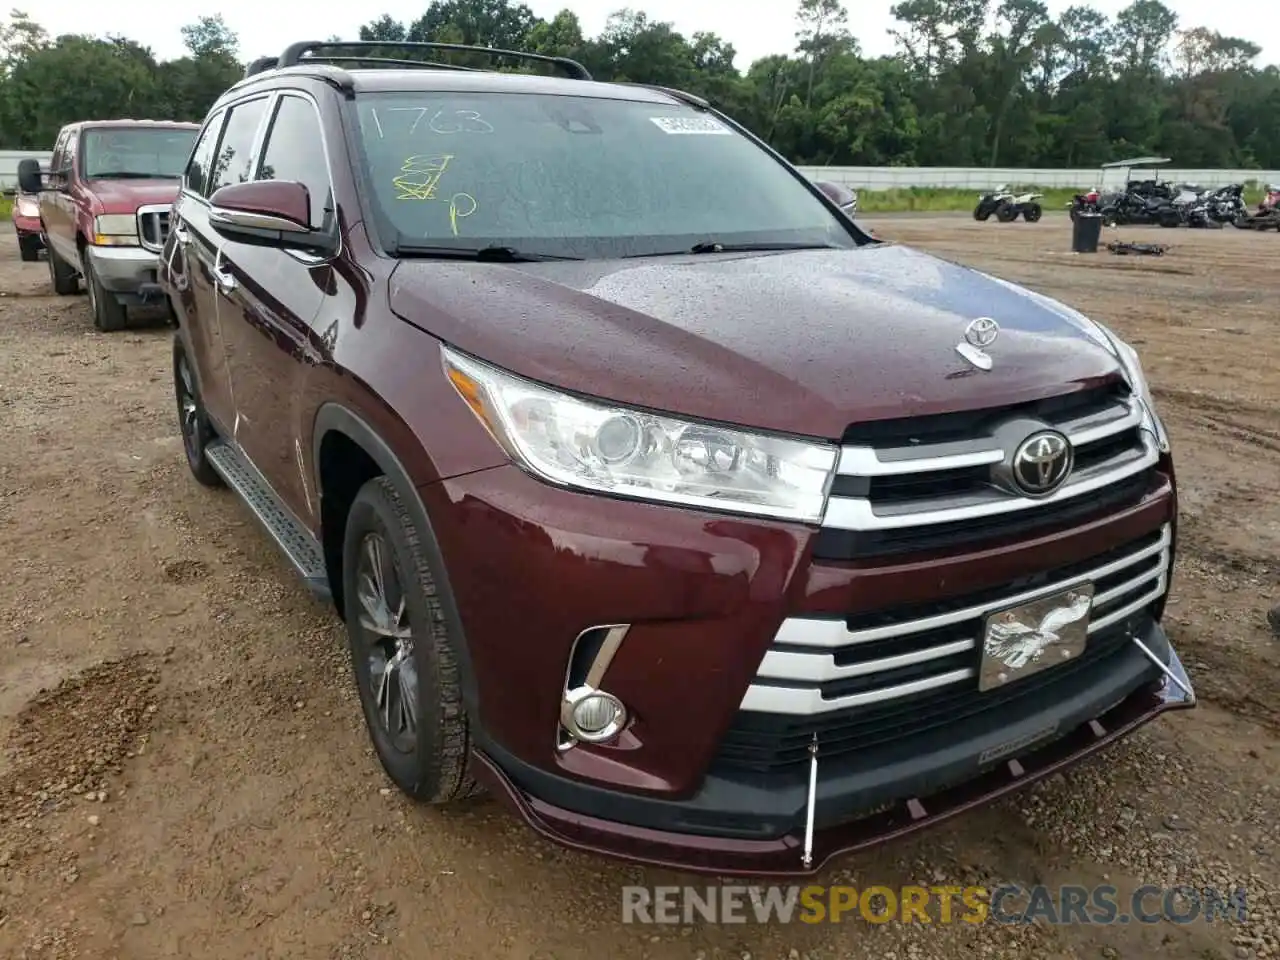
[
  {"left": 136, "top": 204, "right": 171, "bottom": 253},
  {"left": 814, "top": 381, "right": 1160, "bottom": 558},
  {"left": 724, "top": 525, "right": 1171, "bottom": 769}
]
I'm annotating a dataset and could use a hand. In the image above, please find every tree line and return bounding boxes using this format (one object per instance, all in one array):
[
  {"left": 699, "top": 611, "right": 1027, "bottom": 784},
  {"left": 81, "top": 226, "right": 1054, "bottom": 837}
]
[{"left": 0, "top": 0, "right": 1277, "bottom": 170}]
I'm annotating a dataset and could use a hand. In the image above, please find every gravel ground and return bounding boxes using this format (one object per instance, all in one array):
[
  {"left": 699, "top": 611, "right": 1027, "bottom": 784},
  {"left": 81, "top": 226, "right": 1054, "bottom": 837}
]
[{"left": 0, "top": 218, "right": 1276, "bottom": 960}]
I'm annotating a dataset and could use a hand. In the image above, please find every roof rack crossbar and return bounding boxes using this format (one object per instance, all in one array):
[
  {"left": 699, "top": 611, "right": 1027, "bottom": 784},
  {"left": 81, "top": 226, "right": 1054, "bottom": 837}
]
[
  {"left": 276, "top": 40, "right": 592, "bottom": 80},
  {"left": 291, "top": 55, "right": 480, "bottom": 72}
]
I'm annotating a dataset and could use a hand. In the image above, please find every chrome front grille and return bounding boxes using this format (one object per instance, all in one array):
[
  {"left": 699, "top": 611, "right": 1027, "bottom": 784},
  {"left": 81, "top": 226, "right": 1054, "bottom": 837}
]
[
  {"left": 136, "top": 204, "right": 171, "bottom": 253},
  {"left": 741, "top": 523, "right": 1171, "bottom": 717},
  {"left": 813, "top": 382, "right": 1160, "bottom": 558}
]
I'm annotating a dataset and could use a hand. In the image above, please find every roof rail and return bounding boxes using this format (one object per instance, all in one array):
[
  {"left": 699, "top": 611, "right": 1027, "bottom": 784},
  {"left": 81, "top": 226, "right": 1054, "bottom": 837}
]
[
  {"left": 616, "top": 82, "right": 710, "bottom": 110},
  {"left": 245, "top": 56, "right": 278, "bottom": 77},
  {"left": 275, "top": 40, "right": 592, "bottom": 81}
]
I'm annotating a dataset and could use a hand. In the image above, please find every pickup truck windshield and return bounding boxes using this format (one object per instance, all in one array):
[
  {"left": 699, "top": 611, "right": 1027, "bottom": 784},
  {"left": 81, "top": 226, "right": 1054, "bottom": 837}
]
[
  {"left": 354, "top": 91, "right": 857, "bottom": 260},
  {"left": 82, "top": 128, "right": 197, "bottom": 180}
]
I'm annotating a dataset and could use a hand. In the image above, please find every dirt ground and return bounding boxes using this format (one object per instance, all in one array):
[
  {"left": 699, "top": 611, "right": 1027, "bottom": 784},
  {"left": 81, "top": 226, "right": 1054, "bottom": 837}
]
[{"left": 0, "top": 216, "right": 1276, "bottom": 960}]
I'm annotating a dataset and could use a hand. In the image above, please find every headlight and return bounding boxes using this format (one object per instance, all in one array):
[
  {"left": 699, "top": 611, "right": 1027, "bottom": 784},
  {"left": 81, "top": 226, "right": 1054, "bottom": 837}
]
[
  {"left": 443, "top": 347, "right": 839, "bottom": 523},
  {"left": 16, "top": 198, "right": 38, "bottom": 217},
  {"left": 1095, "top": 323, "right": 1169, "bottom": 453},
  {"left": 93, "top": 214, "right": 138, "bottom": 246}
]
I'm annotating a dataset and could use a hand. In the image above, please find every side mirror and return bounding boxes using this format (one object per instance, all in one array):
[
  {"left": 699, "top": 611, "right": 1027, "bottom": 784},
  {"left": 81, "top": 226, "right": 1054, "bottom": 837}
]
[
  {"left": 17, "top": 158, "right": 44, "bottom": 195},
  {"left": 813, "top": 179, "right": 858, "bottom": 216},
  {"left": 207, "top": 180, "right": 334, "bottom": 254}
]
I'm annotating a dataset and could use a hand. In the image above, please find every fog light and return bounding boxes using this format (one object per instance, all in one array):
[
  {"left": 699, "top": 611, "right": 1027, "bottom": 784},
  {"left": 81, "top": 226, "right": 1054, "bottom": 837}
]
[{"left": 560, "top": 686, "right": 627, "bottom": 743}]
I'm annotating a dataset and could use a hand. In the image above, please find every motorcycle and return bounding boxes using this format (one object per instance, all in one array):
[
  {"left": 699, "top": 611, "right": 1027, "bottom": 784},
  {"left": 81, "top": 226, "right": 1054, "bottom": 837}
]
[
  {"left": 974, "top": 185, "right": 1043, "bottom": 222},
  {"left": 1068, "top": 188, "right": 1100, "bottom": 221},
  {"left": 1233, "top": 184, "right": 1280, "bottom": 231},
  {"left": 1203, "top": 184, "right": 1247, "bottom": 223}
]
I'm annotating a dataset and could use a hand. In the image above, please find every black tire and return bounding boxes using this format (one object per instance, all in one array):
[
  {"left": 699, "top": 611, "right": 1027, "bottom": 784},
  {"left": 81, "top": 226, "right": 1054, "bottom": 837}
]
[
  {"left": 18, "top": 234, "right": 40, "bottom": 262},
  {"left": 46, "top": 243, "right": 78, "bottom": 295},
  {"left": 973, "top": 204, "right": 989, "bottom": 221},
  {"left": 173, "top": 339, "right": 222, "bottom": 488},
  {"left": 342, "top": 476, "right": 481, "bottom": 805},
  {"left": 83, "top": 257, "right": 128, "bottom": 331},
  {"left": 1023, "top": 203, "right": 1042, "bottom": 222},
  {"left": 995, "top": 202, "right": 1017, "bottom": 223}
]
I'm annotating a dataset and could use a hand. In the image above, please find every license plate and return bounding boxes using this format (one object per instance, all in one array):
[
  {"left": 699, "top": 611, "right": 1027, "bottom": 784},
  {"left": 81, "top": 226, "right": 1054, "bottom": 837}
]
[{"left": 978, "top": 584, "right": 1095, "bottom": 692}]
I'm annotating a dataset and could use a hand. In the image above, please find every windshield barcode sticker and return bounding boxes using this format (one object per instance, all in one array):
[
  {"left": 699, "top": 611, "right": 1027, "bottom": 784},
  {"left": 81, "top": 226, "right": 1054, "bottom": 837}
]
[{"left": 649, "top": 116, "right": 731, "bottom": 135}]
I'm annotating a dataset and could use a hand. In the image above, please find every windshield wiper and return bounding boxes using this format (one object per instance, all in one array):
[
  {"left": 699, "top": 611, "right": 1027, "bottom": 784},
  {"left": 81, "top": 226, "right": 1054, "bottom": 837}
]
[
  {"left": 391, "top": 243, "right": 582, "bottom": 262},
  {"left": 88, "top": 171, "right": 177, "bottom": 179},
  {"left": 687, "top": 241, "right": 843, "bottom": 254}
]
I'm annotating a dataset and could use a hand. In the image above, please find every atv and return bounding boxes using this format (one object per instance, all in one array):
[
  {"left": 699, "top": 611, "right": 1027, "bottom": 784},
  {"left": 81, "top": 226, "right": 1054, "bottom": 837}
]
[{"left": 974, "top": 185, "right": 1043, "bottom": 222}]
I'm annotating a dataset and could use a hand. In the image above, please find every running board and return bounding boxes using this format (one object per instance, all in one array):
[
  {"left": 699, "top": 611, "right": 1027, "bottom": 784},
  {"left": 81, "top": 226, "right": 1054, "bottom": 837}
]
[{"left": 204, "top": 440, "right": 332, "bottom": 602}]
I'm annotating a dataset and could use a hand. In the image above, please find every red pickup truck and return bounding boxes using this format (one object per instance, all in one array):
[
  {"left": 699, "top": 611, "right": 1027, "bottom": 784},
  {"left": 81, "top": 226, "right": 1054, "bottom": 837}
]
[{"left": 18, "top": 118, "right": 198, "bottom": 330}]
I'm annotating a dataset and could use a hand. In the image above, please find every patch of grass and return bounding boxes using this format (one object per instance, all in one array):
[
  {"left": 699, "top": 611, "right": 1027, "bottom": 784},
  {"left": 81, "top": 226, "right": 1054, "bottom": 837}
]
[
  {"left": 0, "top": 194, "right": 12, "bottom": 218},
  {"left": 855, "top": 185, "right": 1077, "bottom": 214}
]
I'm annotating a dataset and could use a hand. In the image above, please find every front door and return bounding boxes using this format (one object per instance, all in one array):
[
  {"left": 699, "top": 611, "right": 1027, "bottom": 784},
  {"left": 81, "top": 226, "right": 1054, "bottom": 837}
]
[{"left": 215, "top": 92, "right": 339, "bottom": 527}]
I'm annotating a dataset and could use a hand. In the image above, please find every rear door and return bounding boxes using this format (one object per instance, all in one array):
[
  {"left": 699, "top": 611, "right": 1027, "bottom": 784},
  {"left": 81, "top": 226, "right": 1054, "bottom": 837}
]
[
  {"left": 41, "top": 128, "right": 76, "bottom": 265},
  {"left": 215, "top": 90, "right": 337, "bottom": 523},
  {"left": 166, "top": 108, "right": 233, "bottom": 428},
  {"left": 167, "top": 96, "right": 272, "bottom": 433}
]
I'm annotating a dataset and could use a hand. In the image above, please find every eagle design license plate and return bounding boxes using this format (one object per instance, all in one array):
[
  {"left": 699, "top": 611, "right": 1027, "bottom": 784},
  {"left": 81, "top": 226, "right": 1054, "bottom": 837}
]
[{"left": 978, "top": 584, "right": 1095, "bottom": 692}]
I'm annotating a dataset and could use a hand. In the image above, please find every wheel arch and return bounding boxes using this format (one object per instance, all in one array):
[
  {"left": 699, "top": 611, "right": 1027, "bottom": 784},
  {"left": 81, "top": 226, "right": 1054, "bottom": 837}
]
[{"left": 311, "top": 402, "right": 482, "bottom": 717}]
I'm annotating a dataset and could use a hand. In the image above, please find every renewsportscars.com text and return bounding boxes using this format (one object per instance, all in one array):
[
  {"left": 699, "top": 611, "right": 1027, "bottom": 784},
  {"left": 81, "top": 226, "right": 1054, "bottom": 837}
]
[{"left": 621, "top": 884, "right": 1248, "bottom": 925}]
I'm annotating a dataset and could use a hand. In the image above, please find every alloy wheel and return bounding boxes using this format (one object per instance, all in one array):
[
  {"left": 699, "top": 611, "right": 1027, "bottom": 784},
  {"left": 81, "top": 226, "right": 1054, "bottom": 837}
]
[
  {"left": 176, "top": 355, "right": 200, "bottom": 465},
  {"left": 355, "top": 532, "right": 418, "bottom": 753}
]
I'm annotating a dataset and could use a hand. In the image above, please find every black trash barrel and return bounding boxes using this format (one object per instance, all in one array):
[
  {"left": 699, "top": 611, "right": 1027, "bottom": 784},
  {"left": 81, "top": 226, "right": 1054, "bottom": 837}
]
[{"left": 1072, "top": 211, "right": 1103, "bottom": 253}]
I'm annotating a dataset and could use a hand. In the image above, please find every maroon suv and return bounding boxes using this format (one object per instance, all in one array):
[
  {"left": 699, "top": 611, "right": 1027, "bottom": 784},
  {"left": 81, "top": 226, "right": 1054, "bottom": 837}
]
[{"left": 159, "top": 41, "right": 1193, "bottom": 877}]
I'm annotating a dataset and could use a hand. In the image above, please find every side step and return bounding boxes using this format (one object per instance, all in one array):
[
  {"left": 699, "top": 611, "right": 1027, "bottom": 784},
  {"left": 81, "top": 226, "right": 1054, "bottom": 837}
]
[{"left": 205, "top": 440, "right": 332, "bottom": 603}]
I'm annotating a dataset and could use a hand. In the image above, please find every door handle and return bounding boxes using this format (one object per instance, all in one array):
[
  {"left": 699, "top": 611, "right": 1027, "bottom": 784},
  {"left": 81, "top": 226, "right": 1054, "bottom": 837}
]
[{"left": 213, "top": 260, "right": 238, "bottom": 295}]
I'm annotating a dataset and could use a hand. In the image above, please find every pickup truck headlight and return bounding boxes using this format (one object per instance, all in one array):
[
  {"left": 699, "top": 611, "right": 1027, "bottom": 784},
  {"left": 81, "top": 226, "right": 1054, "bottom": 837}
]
[
  {"left": 93, "top": 214, "right": 139, "bottom": 246},
  {"left": 1095, "top": 323, "right": 1169, "bottom": 453},
  {"left": 16, "top": 197, "right": 38, "bottom": 218},
  {"left": 443, "top": 346, "right": 839, "bottom": 523}
]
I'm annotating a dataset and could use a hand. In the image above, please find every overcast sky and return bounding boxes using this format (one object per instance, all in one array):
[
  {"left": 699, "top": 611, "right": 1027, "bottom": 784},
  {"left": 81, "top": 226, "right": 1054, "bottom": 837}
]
[{"left": 26, "top": 0, "right": 1274, "bottom": 68}]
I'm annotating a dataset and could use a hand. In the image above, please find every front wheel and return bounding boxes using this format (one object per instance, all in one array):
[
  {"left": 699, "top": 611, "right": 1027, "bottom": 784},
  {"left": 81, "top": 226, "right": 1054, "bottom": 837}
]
[
  {"left": 342, "top": 477, "right": 482, "bottom": 805},
  {"left": 1023, "top": 203, "right": 1042, "bottom": 222},
  {"left": 973, "top": 204, "right": 990, "bottom": 221},
  {"left": 84, "top": 257, "right": 128, "bottom": 331},
  {"left": 18, "top": 234, "right": 40, "bottom": 262}
]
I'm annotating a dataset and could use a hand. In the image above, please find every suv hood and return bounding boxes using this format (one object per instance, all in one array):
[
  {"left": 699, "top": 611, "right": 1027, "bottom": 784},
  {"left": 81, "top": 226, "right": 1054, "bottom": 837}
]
[
  {"left": 388, "top": 243, "right": 1122, "bottom": 440},
  {"left": 87, "top": 178, "right": 181, "bottom": 213}
]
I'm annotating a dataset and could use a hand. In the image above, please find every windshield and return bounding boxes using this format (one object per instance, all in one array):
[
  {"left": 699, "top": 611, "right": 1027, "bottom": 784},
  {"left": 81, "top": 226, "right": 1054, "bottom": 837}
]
[
  {"left": 81, "top": 128, "right": 197, "bottom": 180},
  {"left": 353, "top": 91, "right": 858, "bottom": 259}
]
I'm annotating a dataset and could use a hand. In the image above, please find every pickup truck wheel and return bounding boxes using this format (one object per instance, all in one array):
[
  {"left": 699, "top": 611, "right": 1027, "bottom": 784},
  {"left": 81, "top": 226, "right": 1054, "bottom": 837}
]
[
  {"left": 18, "top": 235, "right": 40, "bottom": 262},
  {"left": 173, "top": 342, "right": 222, "bottom": 488},
  {"left": 84, "top": 258, "right": 128, "bottom": 331},
  {"left": 46, "top": 245, "right": 78, "bottom": 295},
  {"left": 342, "top": 477, "right": 481, "bottom": 805}
]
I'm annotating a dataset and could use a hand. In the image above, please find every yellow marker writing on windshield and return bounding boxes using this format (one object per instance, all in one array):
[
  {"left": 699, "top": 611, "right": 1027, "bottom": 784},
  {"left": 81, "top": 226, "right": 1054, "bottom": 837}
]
[
  {"left": 449, "top": 193, "right": 477, "bottom": 236},
  {"left": 393, "top": 155, "right": 452, "bottom": 201}
]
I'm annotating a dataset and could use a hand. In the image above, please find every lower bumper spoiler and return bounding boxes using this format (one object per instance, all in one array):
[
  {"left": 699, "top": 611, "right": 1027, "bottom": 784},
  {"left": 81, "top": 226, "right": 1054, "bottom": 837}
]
[{"left": 472, "top": 646, "right": 1194, "bottom": 878}]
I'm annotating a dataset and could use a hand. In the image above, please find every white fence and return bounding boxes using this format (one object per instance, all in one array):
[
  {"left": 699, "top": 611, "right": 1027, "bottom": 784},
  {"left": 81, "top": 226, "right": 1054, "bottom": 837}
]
[
  {"left": 795, "top": 165, "right": 1280, "bottom": 191},
  {"left": 3, "top": 147, "right": 1276, "bottom": 193},
  {"left": 0, "top": 150, "right": 52, "bottom": 191}
]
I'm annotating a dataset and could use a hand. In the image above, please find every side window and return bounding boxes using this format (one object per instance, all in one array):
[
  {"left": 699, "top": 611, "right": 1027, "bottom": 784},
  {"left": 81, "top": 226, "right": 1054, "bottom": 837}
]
[
  {"left": 185, "top": 110, "right": 225, "bottom": 198},
  {"left": 256, "top": 95, "right": 333, "bottom": 229},
  {"left": 64, "top": 130, "right": 79, "bottom": 177},
  {"left": 208, "top": 98, "right": 269, "bottom": 195},
  {"left": 50, "top": 129, "right": 68, "bottom": 172}
]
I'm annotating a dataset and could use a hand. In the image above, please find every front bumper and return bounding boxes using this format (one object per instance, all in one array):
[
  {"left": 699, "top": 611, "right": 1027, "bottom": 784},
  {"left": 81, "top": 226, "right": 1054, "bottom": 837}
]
[
  {"left": 424, "top": 453, "right": 1185, "bottom": 875},
  {"left": 473, "top": 627, "right": 1192, "bottom": 877},
  {"left": 12, "top": 213, "right": 41, "bottom": 237},
  {"left": 83, "top": 244, "right": 166, "bottom": 305}
]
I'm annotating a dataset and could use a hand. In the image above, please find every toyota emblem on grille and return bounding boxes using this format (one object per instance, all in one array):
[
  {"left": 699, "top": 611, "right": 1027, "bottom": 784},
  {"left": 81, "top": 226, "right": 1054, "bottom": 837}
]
[
  {"left": 964, "top": 317, "right": 1000, "bottom": 348},
  {"left": 1011, "top": 430, "right": 1073, "bottom": 496}
]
